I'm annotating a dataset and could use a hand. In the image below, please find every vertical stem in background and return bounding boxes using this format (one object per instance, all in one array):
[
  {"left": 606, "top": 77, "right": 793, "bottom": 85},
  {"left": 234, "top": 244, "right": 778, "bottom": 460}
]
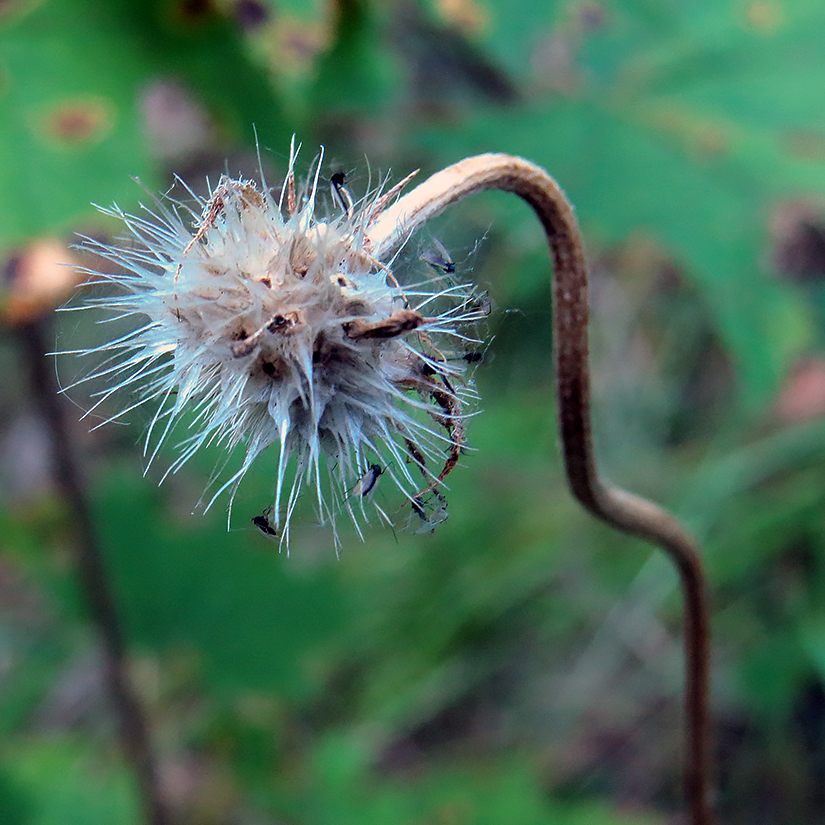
[
  {"left": 18, "top": 318, "right": 170, "bottom": 825},
  {"left": 369, "top": 154, "right": 713, "bottom": 824}
]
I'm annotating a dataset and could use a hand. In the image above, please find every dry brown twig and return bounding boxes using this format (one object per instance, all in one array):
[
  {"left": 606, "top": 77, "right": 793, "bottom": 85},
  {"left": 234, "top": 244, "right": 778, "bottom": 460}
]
[{"left": 368, "top": 154, "right": 713, "bottom": 825}]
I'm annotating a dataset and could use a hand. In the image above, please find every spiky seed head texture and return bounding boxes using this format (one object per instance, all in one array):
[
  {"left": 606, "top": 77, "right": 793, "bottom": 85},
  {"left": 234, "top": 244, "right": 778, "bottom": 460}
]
[{"left": 65, "top": 145, "right": 487, "bottom": 550}]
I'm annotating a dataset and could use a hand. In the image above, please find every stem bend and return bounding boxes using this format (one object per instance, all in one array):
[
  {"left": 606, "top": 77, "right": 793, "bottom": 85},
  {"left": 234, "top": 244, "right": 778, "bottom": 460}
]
[{"left": 370, "top": 154, "right": 712, "bottom": 825}]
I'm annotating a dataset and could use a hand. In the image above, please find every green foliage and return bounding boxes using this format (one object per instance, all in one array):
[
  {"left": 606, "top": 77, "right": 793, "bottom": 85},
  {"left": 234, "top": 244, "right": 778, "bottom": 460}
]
[
  {"left": 0, "top": 740, "right": 139, "bottom": 825},
  {"left": 411, "top": 1, "right": 824, "bottom": 407},
  {"left": 268, "top": 732, "right": 657, "bottom": 825},
  {"left": 0, "top": 0, "right": 289, "bottom": 249},
  {"left": 3, "top": 0, "right": 825, "bottom": 823},
  {"left": 94, "top": 468, "right": 345, "bottom": 700}
]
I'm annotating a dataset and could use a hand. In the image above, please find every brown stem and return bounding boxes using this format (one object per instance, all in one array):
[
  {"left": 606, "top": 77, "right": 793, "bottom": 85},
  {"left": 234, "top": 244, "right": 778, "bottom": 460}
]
[
  {"left": 18, "top": 318, "right": 171, "bottom": 825},
  {"left": 370, "top": 155, "right": 713, "bottom": 824}
]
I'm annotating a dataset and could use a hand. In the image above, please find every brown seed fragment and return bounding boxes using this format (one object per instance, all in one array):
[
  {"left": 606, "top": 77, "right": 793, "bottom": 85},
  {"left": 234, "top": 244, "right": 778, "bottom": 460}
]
[{"left": 344, "top": 309, "right": 424, "bottom": 341}]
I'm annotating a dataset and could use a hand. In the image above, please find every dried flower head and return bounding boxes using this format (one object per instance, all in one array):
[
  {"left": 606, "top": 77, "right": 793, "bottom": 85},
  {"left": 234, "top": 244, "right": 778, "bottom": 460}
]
[{"left": 66, "top": 142, "right": 489, "bottom": 549}]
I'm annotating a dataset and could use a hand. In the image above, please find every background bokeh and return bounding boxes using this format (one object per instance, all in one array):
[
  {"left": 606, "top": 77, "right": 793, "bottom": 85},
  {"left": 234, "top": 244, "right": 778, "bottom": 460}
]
[{"left": 3, "top": 0, "right": 825, "bottom": 822}]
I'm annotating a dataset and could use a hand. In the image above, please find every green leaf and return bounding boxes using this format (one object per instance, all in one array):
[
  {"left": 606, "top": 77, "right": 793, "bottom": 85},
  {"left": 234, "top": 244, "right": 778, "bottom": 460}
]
[
  {"left": 413, "top": 0, "right": 825, "bottom": 407},
  {"left": 273, "top": 732, "right": 658, "bottom": 825},
  {"left": 0, "top": 0, "right": 154, "bottom": 247},
  {"left": 308, "top": 0, "right": 399, "bottom": 121},
  {"left": 0, "top": 0, "right": 289, "bottom": 251},
  {"left": 1, "top": 738, "right": 139, "bottom": 825},
  {"left": 91, "top": 466, "right": 344, "bottom": 700}
]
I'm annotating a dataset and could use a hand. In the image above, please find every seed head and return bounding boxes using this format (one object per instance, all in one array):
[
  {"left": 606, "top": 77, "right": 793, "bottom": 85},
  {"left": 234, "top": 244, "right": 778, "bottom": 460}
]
[{"left": 66, "top": 143, "right": 489, "bottom": 550}]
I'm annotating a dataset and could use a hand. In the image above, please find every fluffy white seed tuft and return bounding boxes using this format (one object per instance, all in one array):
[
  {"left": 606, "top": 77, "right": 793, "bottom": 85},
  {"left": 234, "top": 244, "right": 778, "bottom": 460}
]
[{"left": 65, "top": 144, "right": 488, "bottom": 550}]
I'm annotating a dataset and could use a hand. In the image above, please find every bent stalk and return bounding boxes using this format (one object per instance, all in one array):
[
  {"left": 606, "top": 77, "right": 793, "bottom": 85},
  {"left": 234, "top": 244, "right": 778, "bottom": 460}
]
[{"left": 369, "top": 154, "right": 713, "bottom": 825}]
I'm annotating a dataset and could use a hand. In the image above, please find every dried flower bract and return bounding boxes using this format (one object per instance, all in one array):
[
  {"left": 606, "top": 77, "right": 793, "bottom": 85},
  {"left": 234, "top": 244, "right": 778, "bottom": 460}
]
[{"left": 66, "top": 142, "right": 489, "bottom": 549}]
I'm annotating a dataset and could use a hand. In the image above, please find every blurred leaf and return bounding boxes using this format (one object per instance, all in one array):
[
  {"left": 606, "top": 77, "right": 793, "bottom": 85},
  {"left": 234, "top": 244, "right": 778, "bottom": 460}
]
[
  {"left": 0, "top": 767, "right": 30, "bottom": 825},
  {"left": 309, "top": 0, "right": 399, "bottom": 122},
  {"left": 272, "top": 731, "right": 659, "bottom": 825},
  {"left": 0, "top": 0, "right": 288, "bottom": 251},
  {"left": 6, "top": 0, "right": 825, "bottom": 820},
  {"left": 800, "top": 620, "right": 825, "bottom": 686},
  {"left": 1, "top": 738, "right": 139, "bottom": 825},
  {"left": 414, "top": 0, "right": 825, "bottom": 407},
  {"left": 0, "top": 0, "right": 153, "bottom": 248},
  {"left": 91, "top": 467, "right": 344, "bottom": 700},
  {"left": 739, "top": 630, "right": 808, "bottom": 719}
]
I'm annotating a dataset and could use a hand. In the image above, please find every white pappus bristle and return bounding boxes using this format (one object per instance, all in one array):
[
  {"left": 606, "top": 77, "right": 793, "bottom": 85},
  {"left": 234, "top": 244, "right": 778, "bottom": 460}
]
[{"left": 66, "top": 144, "right": 489, "bottom": 551}]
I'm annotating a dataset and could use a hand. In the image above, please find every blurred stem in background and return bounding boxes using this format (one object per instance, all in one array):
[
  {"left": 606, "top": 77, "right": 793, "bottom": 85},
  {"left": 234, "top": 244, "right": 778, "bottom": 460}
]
[{"left": 17, "top": 317, "right": 169, "bottom": 825}]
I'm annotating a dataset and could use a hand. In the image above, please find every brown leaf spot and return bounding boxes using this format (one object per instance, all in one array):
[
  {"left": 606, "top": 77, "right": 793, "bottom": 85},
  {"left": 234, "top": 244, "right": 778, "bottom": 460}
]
[
  {"left": 41, "top": 97, "right": 113, "bottom": 147},
  {"left": 273, "top": 17, "right": 331, "bottom": 77},
  {"left": 172, "top": 0, "right": 215, "bottom": 25}
]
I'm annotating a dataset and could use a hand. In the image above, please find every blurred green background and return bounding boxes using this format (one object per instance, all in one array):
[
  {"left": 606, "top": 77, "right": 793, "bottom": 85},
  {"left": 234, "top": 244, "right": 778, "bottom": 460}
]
[{"left": 3, "top": 0, "right": 825, "bottom": 822}]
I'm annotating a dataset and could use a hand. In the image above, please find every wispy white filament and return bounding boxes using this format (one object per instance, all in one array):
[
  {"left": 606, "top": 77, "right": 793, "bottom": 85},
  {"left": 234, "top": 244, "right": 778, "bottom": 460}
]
[{"left": 65, "top": 145, "right": 488, "bottom": 550}]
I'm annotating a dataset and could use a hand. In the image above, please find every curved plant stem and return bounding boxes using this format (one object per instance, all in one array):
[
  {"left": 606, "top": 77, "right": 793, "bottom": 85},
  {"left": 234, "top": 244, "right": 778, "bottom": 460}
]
[
  {"left": 19, "top": 318, "right": 170, "bottom": 825},
  {"left": 369, "top": 154, "right": 713, "bottom": 824}
]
